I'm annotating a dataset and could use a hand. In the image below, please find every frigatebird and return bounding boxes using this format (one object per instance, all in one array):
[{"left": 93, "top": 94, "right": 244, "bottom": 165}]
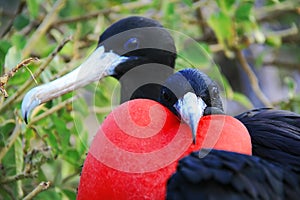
[
  {"left": 22, "top": 16, "right": 176, "bottom": 123},
  {"left": 159, "top": 68, "right": 300, "bottom": 199},
  {"left": 158, "top": 68, "right": 300, "bottom": 170},
  {"left": 21, "top": 16, "right": 299, "bottom": 199}
]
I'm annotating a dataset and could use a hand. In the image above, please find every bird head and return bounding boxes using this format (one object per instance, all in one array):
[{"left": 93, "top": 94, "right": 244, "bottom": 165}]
[
  {"left": 158, "top": 68, "right": 225, "bottom": 142},
  {"left": 21, "top": 16, "right": 176, "bottom": 123}
]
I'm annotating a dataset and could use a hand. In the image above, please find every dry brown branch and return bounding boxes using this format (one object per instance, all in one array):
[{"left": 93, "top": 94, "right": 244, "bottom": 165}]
[
  {"left": 0, "top": 58, "right": 39, "bottom": 98},
  {"left": 23, "top": 181, "right": 51, "bottom": 200},
  {"left": 0, "top": 36, "right": 72, "bottom": 113},
  {"left": 235, "top": 49, "right": 272, "bottom": 107}
]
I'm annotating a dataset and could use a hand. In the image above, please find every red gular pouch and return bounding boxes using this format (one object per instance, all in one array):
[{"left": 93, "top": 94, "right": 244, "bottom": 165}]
[{"left": 76, "top": 99, "right": 251, "bottom": 200}]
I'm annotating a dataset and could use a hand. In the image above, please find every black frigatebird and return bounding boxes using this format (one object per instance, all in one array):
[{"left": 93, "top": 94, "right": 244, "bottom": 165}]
[
  {"left": 21, "top": 16, "right": 176, "bottom": 123},
  {"left": 158, "top": 68, "right": 300, "bottom": 198},
  {"left": 158, "top": 68, "right": 300, "bottom": 170},
  {"left": 20, "top": 16, "right": 299, "bottom": 199}
]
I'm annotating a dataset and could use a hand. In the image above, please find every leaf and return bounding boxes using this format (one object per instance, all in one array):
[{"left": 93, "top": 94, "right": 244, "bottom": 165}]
[
  {"left": 12, "top": 34, "right": 27, "bottom": 49},
  {"left": 208, "top": 11, "right": 234, "bottom": 50},
  {"left": 177, "top": 42, "right": 211, "bottom": 69},
  {"left": 47, "top": 129, "right": 60, "bottom": 154},
  {"left": 235, "top": 2, "right": 254, "bottom": 22},
  {"left": 13, "top": 14, "right": 30, "bottom": 30},
  {"left": 266, "top": 36, "right": 282, "bottom": 47},
  {"left": 216, "top": 0, "right": 236, "bottom": 13},
  {"left": 4, "top": 46, "right": 22, "bottom": 71},
  {"left": 284, "top": 76, "right": 296, "bottom": 98},
  {"left": 182, "top": 0, "right": 193, "bottom": 7},
  {"left": 63, "top": 149, "right": 80, "bottom": 166},
  {"left": 14, "top": 137, "right": 24, "bottom": 197},
  {"left": 26, "top": 0, "right": 39, "bottom": 19},
  {"left": 164, "top": 2, "right": 175, "bottom": 17},
  {"left": 62, "top": 189, "right": 77, "bottom": 199}
]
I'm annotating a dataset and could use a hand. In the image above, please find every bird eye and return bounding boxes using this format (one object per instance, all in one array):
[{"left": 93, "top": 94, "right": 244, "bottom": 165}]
[
  {"left": 124, "top": 37, "right": 139, "bottom": 51},
  {"left": 162, "top": 90, "right": 171, "bottom": 102}
]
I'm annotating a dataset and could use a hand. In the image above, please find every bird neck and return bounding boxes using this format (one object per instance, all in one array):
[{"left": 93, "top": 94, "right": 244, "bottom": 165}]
[{"left": 118, "top": 63, "right": 174, "bottom": 103}]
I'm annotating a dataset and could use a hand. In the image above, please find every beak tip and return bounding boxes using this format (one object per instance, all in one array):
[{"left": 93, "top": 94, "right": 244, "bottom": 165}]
[
  {"left": 191, "top": 128, "right": 197, "bottom": 144},
  {"left": 21, "top": 90, "right": 40, "bottom": 124},
  {"left": 24, "top": 112, "right": 29, "bottom": 124}
]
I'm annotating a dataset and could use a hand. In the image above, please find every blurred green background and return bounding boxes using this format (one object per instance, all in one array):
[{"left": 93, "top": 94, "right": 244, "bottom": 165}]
[{"left": 0, "top": 0, "right": 299, "bottom": 199}]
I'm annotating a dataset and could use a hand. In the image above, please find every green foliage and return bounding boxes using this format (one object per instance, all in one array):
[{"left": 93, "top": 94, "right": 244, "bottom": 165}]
[{"left": 0, "top": 0, "right": 299, "bottom": 199}]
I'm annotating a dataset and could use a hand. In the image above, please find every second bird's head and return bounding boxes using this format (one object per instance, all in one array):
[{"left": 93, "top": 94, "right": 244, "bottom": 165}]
[{"left": 158, "top": 68, "right": 225, "bottom": 142}]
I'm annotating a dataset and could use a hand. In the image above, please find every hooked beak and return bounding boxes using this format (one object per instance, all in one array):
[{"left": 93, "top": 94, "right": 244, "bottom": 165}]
[
  {"left": 173, "top": 92, "right": 207, "bottom": 144},
  {"left": 21, "top": 46, "right": 130, "bottom": 123}
]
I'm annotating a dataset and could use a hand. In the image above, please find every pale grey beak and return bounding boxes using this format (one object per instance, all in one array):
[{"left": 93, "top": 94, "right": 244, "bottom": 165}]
[
  {"left": 173, "top": 92, "right": 207, "bottom": 144},
  {"left": 21, "top": 46, "right": 127, "bottom": 123}
]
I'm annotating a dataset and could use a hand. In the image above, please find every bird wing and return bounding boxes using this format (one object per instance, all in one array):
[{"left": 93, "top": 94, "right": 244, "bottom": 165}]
[
  {"left": 235, "top": 108, "right": 300, "bottom": 170},
  {"left": 167, "top": 149, "right": 300, "bottom": 200}
]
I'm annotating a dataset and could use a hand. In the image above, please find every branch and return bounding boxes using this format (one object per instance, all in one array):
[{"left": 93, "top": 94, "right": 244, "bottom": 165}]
[
  {"left": 22, "top": 0, "right": 67, "bottom": 58},
  {"left": 0, "top": 172, "right": 37, "bottom": 184},
  {"left": 0, "top": 36, "right": 71, "bottom": 113},
  {"left": 234, "top": 49, "right": 272, "bottom": 107},
  {"left": 28, "top": 97, "right": 77, "bottom": 126},
  {"left": 54, "top": 0, "right": 152, "bottom": 26},
  {"left": 0, "top": 58, "right": 39, "bottom": 98},
  {"left": 193, "top": 1, "right": 213, "bottom": 41},
  {"left": 263, "top": 61, "right": 300, "bottom": 70},
  {"left": 255, "top": 1, "right": 300, "bottom": 21},
  {"left": 264, "top": 23, "right": 298, "bottom": 38},
  {"left": 23, "top": 181, "right": 51, "bottom": 200}
]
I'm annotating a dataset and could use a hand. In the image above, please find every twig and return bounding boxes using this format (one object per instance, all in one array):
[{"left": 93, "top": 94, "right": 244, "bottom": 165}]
[
  {"left": 28, "top": 97, "right": 77, "bottom": 126},
  {"left": 23, "top": 181, "right": 51, "bottom": 200},
  {"left": 255, "top": 1, "right": 300, "bottom": 21},
  {"left": 0, "top": 36, "right": 72, "bottom": 113},
  {"left": 263, "top": 61, "right": 300, "bottom": 70},
  {"left": 193, "top": 1, "right": 212, "bottom": 40},
  {"left": 54, "top": 0, "right": 152, "bottom": 26},
  {"left": 264, "top": 23, "right": 298, "bottom": 38},
  {"left": 0, "top": 172, "right": 38, "bottom": 184},
  {"left": 234, "top": 49, "right": 272, "bottom": 107},
  {"left": 22, "top": 0, "right": 67, "bottom": 58},
  {"left": 0, "top": 58, "right": 39, "bottom": 98},
  {"left": 62, "top": 169, "right": 80, "bottom": 184},
  {"left": 0, "top": 115, "right": 22, "bottom": 162},
  {"left": 24, "top": 146, "right": 52, "bottom": 173}
]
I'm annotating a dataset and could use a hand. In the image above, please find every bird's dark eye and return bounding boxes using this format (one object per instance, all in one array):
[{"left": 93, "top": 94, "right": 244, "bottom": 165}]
[
  {"left": 162, "top": 89, "right": 171, "bottom": 102},
  {"left": 124, "top": 37, "right": 139, "bottom": 51}
]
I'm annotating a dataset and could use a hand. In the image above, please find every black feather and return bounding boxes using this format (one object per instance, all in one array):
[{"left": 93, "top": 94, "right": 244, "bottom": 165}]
[
  {"left": 236, "top": 108, "right": 300, "bottom": 170},
  {"left": 167, "top": 149, "right": 300, "bottom": 200}
]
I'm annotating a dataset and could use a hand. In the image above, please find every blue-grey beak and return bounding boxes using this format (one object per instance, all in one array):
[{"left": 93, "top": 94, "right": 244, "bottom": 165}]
[
  {"left": 21, "top": 46, "right": 128, "bottom": 123},
  {"left": 173, "top": 92, "right": 207, "bottom": 144}
]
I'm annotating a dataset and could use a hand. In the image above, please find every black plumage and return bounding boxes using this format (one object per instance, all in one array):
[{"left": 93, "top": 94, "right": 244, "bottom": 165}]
[
  {"left": 98, "top": 16, "right": 176, "bottom": 103},
  {"left": 159, "top": 68, "right": 300, "bottom": 170},
  {"left": 236, "top": 108, "right": 300, "bottom": 170},
  {"left": 167, "top": 149, "right": 300, "bottom": 200}
]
